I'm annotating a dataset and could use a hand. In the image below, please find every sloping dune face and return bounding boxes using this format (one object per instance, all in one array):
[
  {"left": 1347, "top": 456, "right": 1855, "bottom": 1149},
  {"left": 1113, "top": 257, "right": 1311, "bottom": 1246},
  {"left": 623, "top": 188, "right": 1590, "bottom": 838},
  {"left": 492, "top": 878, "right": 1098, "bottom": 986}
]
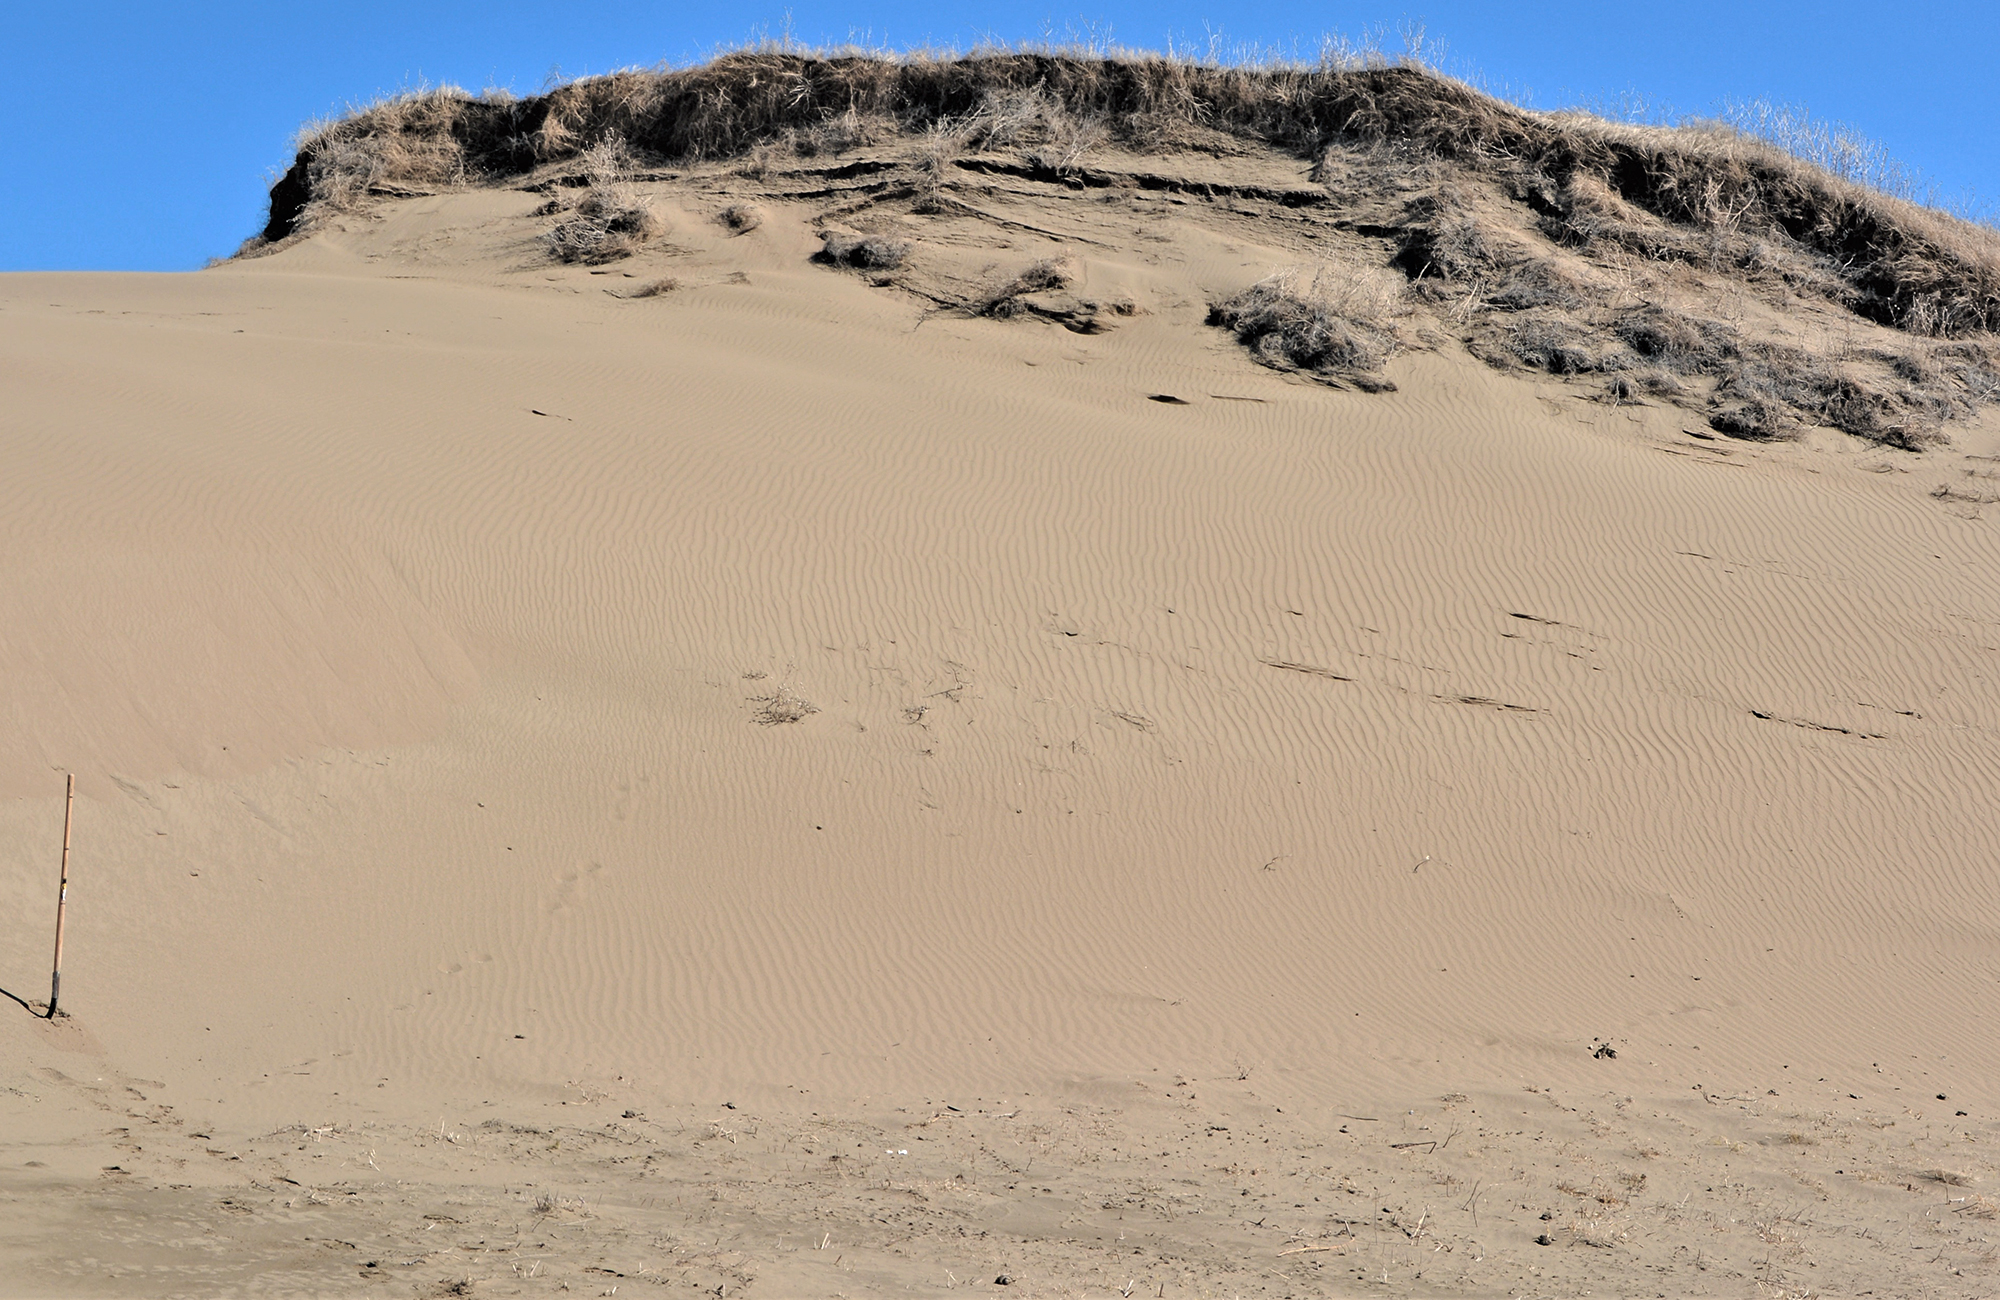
[{"left": 3, "top": 66, "right": 2000, "bottom": 1296}]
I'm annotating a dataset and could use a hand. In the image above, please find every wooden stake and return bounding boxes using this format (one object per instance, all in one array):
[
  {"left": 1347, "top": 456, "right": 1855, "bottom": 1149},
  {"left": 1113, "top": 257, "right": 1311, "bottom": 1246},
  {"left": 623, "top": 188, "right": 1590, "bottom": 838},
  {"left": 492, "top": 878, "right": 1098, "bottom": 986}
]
[{"left": 49, "top": 773, "right": 73, "bottom": 1019}]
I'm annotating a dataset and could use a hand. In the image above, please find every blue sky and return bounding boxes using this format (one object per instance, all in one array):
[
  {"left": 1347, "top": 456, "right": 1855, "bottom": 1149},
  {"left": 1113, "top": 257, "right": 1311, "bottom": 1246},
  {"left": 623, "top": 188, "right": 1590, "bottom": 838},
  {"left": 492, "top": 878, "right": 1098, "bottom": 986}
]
[{"left": 3, "top": 2, "right": 1994, "bottom": 271}]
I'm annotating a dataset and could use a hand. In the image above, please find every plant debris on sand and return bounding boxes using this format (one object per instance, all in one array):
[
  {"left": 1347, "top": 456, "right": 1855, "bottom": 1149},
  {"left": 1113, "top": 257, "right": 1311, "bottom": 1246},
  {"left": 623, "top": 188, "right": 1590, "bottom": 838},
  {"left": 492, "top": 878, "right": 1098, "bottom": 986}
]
[
  {"left": 1208, "top": 267, "right": 1405, "bottom": 391},
  {"left": 815, "top": 229, "right": 910, "bottom": 270},
  {"left": 254, "top": 48, "right": 2000, "bottom": 445},
  {"left": 536, "top": 135, "right": 661, "bottom": 264}
]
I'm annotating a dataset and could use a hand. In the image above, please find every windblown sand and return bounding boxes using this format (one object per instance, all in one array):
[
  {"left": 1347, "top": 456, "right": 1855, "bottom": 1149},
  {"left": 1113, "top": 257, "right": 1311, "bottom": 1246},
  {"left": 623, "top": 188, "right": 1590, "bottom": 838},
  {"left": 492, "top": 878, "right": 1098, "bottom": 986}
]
[{"left": 3, "top": 160, "right": 1999, "bottom": 1297}]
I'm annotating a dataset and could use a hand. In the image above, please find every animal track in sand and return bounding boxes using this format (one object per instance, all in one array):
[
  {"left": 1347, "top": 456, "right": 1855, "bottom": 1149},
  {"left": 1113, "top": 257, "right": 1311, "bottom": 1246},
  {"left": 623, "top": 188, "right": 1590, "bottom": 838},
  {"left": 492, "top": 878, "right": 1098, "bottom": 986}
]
[{"left": 545, "top": 862, "right": 607, "bottom": 914}]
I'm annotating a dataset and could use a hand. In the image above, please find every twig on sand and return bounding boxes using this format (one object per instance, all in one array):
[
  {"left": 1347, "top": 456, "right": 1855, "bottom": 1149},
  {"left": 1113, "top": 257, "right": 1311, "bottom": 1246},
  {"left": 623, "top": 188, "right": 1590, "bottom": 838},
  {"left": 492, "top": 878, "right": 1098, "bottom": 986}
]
[{"left": 49, "top": 774, "right": 74, "bottom": 1018}]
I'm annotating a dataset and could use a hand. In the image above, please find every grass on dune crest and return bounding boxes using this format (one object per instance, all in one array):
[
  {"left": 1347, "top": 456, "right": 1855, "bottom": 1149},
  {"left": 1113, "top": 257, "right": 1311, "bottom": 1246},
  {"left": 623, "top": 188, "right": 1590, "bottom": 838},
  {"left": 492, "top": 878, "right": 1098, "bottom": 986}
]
[{"left": 253, "top": 43, "right": 2000, "bottom": 446}]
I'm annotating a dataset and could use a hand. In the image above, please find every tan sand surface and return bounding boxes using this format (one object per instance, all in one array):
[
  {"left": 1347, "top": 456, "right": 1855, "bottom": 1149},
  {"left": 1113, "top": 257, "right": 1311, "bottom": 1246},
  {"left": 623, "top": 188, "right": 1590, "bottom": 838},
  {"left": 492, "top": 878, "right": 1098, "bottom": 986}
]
[{"left": 2, "top": 164, "right": 1999, "bottom": 1296}]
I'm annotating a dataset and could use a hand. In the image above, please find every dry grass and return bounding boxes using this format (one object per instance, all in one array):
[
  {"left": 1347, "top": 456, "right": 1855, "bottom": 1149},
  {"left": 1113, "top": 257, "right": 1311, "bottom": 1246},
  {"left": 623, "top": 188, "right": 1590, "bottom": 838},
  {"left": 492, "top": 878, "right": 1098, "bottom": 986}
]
[
  {"left": 716, "top": 203, "right": 764, "bottom": 233},
  {"left": 1207, "top": 266, "right": 1407, "bottom": 389},
  {"left": 750, "top": 686, "right": 819, "bottom": 726},
  {"left": 815, "top": 229, "right": 910, "bottom": 271},
  {"left": 538, "top": 136, "right": 661, "bottom": 264},
  {"left": 251, "top": 48, "right": 2000, "bottom": 444},
  {"left": 976, "top": 256, "right": 1076, "bottom": 317},
  {"left": 259, "top": 51, "right": 2000, "bottom": 333}
]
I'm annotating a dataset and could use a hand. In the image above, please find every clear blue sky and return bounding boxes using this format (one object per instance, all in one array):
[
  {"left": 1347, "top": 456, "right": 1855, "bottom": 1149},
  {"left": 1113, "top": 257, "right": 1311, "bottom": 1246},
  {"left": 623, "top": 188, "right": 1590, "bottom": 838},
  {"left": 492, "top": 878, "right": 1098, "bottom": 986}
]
[{"left": 4, "top": 2, "right": 1994, "bottom": 271}]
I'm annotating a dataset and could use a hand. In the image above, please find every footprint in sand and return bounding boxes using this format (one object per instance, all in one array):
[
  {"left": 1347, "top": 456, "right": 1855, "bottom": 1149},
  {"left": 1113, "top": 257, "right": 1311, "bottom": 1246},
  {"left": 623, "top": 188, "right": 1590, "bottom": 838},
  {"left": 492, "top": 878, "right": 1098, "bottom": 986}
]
[{"left": 544, "top": 861, "right": 607, "bottom": 914}]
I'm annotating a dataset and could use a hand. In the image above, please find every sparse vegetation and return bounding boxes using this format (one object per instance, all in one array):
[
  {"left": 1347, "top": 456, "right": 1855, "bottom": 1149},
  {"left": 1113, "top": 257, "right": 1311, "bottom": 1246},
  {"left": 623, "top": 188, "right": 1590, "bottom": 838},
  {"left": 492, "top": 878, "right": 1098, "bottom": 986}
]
[
  {"left": 544, "top": 191, "right": 661, "bottom": 264},
  {"left": 750, "top": 686, "right": 819, "bottom": 725},
  {"left": 815, "top": 229, "right": 909, "bottom": 270},
  {"left": 1207, "top": 267, "right": 1406, "bottom": 389},
  {"left": 717, "top": 203, "right": 764, "bottom": 233},
  {"left": 251, "top": 46, "right": 2000, "bottom": 444},
  {"left": 976, "top": 257, "right": 1075, "bottom": 317},
  {"left": 539, "top": 135, "right": 662, "bottom": 264}
]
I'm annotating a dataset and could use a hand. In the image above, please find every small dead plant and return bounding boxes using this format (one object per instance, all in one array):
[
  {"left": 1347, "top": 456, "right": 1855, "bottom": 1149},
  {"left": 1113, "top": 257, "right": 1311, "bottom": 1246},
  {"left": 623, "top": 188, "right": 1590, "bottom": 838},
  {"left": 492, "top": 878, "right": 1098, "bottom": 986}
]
[
  {"left": 750, "top": 686, "right": 818, "bottom": 726},
  {"left": 542, "top": 134, "right": 661, "bottom": 264},
  {"left": 1208, "top": 265, "right": 1407, "bottom": 389},
  {"left": 816, "top": 229, "right": 910, "bottom": 271},
  {"left": 977, "top": 257, "right": 1076, "bottom": 317},
  {"left": 716, "top": 203, "right": 763, "bottom": 233}
]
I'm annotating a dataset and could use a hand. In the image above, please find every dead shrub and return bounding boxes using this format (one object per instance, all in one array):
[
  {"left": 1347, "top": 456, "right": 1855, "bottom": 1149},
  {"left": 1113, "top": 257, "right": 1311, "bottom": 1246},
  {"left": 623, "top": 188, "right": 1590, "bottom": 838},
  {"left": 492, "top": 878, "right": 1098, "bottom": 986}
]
[
  {"left": 1488, "top": 259, "right": 1587, "bottom": 312},
  {"left": 816, "top": 229, "right": 910, "bottom": 270},
  {"left": 1396, "top": 185, "right": 1513, "bottom": 285},
  {"left": 540, "top": 132, "right": 660, "bottom": 264},
  {"left": 545, "top": 188, "right": 662, "bottom": 264},
  {"left": 716, "top": 203, "right": 764, "bottom": 233},
  {"left": 1209, "top": 266, "right": 1406, "bottom": 388},
  {"left": 977, "top": 257, "right": 1076, "bottom": 317},
  {"left": 790, "top": 105, "right": 882, "bottom": 157},
  {"left": 1024, "top": 107, "right": 1109, "bottom": 176},
  {"left": 750, "top": 687, "right": 818, "bottom": 726},
  {"left": 1484, "top": 313, "right": 1618, "bottom": 375},
  {"left": 1615, "top": 304, "right": 1727, "bottom": 373}
]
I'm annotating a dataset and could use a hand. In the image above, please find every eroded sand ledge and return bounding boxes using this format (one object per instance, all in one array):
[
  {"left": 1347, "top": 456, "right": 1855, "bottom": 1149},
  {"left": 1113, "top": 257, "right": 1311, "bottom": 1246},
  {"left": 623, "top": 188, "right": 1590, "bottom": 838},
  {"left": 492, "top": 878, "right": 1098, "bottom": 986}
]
[{"left": 2, "top": 117, "right": 1998, "bottom": 1295}]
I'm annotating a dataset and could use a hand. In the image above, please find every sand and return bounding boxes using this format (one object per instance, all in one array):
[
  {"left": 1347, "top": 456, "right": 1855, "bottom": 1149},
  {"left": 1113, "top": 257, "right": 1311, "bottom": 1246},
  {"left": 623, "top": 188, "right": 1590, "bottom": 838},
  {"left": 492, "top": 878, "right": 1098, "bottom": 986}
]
[{"left": 2, "top": 151, "right": 1999, "bottom": 1297}]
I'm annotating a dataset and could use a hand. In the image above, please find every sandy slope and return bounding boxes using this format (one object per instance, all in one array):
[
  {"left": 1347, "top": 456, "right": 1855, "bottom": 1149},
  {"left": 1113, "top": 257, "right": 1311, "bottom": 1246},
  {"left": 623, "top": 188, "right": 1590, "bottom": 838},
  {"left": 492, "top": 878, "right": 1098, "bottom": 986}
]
[{"left": 2, "top": 171, "right": 1998, "bottom": 1296}]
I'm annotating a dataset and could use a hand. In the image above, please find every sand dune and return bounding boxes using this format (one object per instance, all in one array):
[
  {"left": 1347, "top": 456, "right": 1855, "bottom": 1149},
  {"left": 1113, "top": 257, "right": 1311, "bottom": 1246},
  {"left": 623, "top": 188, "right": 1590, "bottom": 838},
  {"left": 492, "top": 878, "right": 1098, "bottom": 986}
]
[{"left": 4, "top": 109, "right": 2000, "bottom": 1296}]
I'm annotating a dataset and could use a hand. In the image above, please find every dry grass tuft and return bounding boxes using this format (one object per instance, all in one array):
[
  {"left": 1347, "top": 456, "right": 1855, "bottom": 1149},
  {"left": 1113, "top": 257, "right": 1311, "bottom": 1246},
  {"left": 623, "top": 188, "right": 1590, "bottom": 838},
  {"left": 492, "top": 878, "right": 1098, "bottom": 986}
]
[
  {"left": 977, "top": 257, "right": 1077, "bottom": 317},
  {"left": 816, "top": 229, "right": 910, "bottom": 271},
  {"left": 624, "top": 278, "right": 678, "bottom": 298},
  {"left": 750, "top": 686, "right": 819, "bottom": 726},
  {"left": 541, "top": 135, "right": 662, "bottom": 264},
  {"left": 545, "top": 192, "right": 662, "bottom": 264},
  {"left": 1207, "top": 266, "right": 1407, "bottom": 389},
  {"left": 716, "top": 203, "right": 764, "bottom": 233}
]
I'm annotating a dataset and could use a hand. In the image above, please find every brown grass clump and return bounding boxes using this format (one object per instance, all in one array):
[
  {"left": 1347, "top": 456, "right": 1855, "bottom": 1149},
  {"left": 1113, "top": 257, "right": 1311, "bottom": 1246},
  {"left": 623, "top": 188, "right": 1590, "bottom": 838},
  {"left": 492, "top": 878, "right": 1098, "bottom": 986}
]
[
  {"left": 545, "top": 191, "right": 662, "bottom": 264},
  {"left": 1207, "top": 267, "right": 1405, "bottom": 390},
  {"left": 750, "top": 686, "right": 819, "bottom": 726},
  {"left": 538, "top": 136, "right": 662, "bottom": 264},
  {"left": 977, "top": 257, "right": 1075, "bottom": 317},
  {"left": 716, "top": 203, "right": 764, "bottom": 233},
  {"left": 815, "top": 229, "right": 910, "bottom": 270}
]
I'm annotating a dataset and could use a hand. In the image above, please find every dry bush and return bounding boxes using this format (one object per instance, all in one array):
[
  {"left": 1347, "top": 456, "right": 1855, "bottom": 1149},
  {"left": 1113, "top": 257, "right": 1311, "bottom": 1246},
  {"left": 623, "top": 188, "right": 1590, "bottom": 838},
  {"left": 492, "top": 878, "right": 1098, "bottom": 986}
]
[
  {"left": 977, "top": 257, "right": 1076, "bottom": 317},
  {"left": 716, "top": 203, "right": 763, "bottom": 233},
  {"left": 789, "top": 105, "right": 885, "bottom": 157},
  {"left": 545, "top": 188, "right": 662, "bottom": 263},
  {"left": 1479, "top": 312, "right": 1616, "bottom": 375},
  {"left": 625, "top": 278, "right": 678, "bottom": 298},
  {"left": 816, "top": 229, "right": 910, "bottom": 270},
  {"left": 538, "top": 132, "right": 662, "bottom": 264},
  {"left": 750, "top": 686, "right": 818, "bottom": 725},
  {"left": 1208, "top": 266, "right": 1406, "bottom": 388},
  {"left": 1024, "top": 109, "right": 1109, "bottom": 176}
]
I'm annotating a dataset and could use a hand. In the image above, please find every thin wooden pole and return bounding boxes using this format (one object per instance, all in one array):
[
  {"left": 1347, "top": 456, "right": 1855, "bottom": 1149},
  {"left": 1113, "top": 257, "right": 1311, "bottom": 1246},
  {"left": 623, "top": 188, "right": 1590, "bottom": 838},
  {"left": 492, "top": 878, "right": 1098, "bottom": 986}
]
[{"left": 49, "top": 774, "right": 73, "bottom": 1019}]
